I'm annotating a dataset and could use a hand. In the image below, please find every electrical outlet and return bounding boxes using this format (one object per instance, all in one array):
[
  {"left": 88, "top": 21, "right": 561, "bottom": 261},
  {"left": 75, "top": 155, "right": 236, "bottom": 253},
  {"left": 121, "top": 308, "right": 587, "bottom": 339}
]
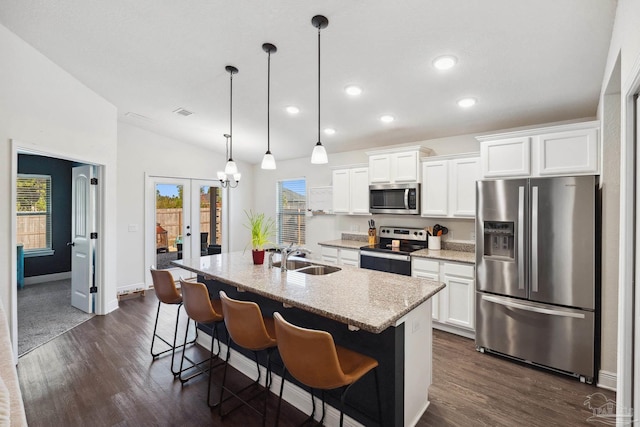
[
  {"left": 412, "top": 319, "right": 420, "bottom": 333},
  {"left": 470, "top": 231, "right": 476, "bottom": 241}
]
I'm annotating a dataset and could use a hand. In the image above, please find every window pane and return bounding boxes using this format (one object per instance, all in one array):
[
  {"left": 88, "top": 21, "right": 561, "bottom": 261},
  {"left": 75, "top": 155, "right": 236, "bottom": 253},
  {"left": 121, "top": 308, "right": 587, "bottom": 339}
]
[
  {"left": 17, "top": 175, "right": 51, "bottom": 251},
  {"left": 155, "top": 183, "right": 184, "bottom": 269},
  {"left": 199, "top": 186, "right": 222, "bottom": 255},
  {"left": 277, "top": 179, "right": 306, "bottom": 245}
]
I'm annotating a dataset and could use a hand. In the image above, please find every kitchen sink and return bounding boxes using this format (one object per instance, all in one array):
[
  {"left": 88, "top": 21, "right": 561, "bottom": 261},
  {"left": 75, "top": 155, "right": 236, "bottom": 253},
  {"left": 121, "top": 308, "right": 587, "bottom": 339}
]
[
  {"left": 272, "top": 258, "right": 341, "bottom": 275},
  {"left": 294, "top": 265, "right": 341, "bottom": 275},
  {"left": 272, "top": 258, "right": 313, "bottom": 270}
]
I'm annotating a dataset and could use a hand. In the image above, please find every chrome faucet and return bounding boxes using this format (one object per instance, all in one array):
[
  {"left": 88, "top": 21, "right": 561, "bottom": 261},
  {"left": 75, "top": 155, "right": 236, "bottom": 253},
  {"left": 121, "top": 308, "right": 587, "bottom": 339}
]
[{"left": 278, "top": 244, "right": 312, "bottom": 271}]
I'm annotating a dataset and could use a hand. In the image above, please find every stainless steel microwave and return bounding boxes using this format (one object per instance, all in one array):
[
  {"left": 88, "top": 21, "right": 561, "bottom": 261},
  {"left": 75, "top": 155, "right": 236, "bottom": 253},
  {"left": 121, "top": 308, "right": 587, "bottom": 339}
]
[{"left": 369, "top": 183, "right": 420, "bottom": 214}]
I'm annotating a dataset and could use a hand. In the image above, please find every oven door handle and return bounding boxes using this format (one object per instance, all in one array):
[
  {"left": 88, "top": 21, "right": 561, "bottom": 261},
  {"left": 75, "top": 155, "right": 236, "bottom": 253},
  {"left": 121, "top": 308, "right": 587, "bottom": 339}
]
[{"left": 360, "top": 251, "right": 410, "bottom": 262}]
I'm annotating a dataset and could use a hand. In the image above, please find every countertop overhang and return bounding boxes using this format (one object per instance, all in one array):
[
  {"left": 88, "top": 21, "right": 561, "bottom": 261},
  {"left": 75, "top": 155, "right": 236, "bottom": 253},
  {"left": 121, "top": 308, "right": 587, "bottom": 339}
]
[{"left": 172, "top": 252, "right": 445, "bottom": 333}]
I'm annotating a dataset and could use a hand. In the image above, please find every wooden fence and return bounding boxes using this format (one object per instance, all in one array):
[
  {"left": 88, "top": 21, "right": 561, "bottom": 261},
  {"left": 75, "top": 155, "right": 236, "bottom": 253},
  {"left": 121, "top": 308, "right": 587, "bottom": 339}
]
[
  {"left": 17, "top": 215, "right": 46, "bottom": 249},
  {"left": 156, "top": 207, "right": 222, "bottom": 250}
]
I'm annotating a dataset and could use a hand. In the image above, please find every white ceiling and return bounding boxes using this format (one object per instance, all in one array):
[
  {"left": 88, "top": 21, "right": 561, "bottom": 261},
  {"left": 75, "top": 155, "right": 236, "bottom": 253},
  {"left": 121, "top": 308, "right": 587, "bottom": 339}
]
[{"left": 0, "top": 1, "right": 617, "bottom": 165}]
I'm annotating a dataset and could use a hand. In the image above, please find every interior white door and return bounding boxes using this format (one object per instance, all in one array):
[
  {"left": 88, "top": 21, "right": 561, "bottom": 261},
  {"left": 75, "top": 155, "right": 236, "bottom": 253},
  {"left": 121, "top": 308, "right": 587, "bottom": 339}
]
[{"left": 71, "top": 165, "right": 95, "bottom": 313}]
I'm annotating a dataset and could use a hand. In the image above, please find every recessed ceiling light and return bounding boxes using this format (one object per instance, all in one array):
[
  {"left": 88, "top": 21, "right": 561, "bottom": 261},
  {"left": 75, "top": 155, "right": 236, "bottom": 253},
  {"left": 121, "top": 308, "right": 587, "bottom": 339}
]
[
  {"left": 380, "top": 115, "right": 395, "bottom": 123},
  {"left": 433, "top": 55, "right": 457, "bottom": 70},
  {"left": 324, "top": 128, "right": 336, "bottom": 135},
  {"left": 457, "top": 98, "right": 477, "bottom": 108},
  {"left": 286, "top": 106, "right": 300, "bottom": 115},
  {"left": 344, "top": 85, "right": 362, "bottom": 96}
]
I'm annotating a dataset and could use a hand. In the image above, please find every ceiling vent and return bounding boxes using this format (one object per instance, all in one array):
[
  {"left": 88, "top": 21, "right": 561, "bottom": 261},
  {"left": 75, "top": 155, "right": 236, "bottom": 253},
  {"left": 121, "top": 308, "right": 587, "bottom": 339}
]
[{"left": 173, "top": 107, "right": 194, "bottom": 117}]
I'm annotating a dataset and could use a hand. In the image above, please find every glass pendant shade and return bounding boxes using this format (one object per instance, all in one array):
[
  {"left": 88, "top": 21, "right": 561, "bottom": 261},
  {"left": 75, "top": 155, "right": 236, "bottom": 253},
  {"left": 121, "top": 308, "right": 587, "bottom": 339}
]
[
  {"left": 224, "top": 159, "right": 238, "bottom": 175},
  {"left": 217, "top": 171, "right": 226, "bottom": 181},
  {"left": 311, "top": 142, "right": 328, "bottom": 164},
  {"left": 233, "top": 173, "right": 242, "bottom": 182},
  {"left": 261, "top": 151, "right": 276, "bottom": 170}
]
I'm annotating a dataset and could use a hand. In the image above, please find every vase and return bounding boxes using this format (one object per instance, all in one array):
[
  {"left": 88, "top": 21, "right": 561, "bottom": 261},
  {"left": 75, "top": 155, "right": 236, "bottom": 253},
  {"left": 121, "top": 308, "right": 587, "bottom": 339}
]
[{"left": 252, "top": 249, "right": 265, "bottom": 265}]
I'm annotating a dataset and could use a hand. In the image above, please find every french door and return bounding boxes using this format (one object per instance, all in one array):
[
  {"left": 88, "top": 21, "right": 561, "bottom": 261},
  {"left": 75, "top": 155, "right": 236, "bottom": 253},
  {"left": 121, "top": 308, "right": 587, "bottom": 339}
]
[{"left": 146, "top": 176, "right": 223, "bottom": 282}]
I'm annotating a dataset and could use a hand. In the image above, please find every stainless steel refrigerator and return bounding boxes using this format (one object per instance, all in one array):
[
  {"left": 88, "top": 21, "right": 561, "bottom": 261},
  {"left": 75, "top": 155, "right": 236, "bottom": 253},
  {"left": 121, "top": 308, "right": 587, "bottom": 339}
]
[{"left": 475, "top": 175, "right": 599, "bottom": 383}]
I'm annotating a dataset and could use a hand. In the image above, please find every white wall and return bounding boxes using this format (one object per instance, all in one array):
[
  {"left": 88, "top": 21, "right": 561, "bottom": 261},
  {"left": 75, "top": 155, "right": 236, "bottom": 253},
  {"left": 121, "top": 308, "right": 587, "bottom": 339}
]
[
  {"left": 597, "top": 0, "right": 640, "bottom": 405},
  {"left": 0, "top": 22, "right": 118, "bottom": 345},
  {"left": 252, "top": 134, "right": 480, "bottom": 259},
  {"left": 116, "top": 122, "right": 253, "bottom": 291}
]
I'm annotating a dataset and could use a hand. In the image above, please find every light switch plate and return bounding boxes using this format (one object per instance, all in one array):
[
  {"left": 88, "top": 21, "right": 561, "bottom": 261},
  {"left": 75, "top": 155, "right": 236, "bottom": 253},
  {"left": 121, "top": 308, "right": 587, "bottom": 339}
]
[{"left": 128, "top": 224, "right": 138, "bottom": 232}]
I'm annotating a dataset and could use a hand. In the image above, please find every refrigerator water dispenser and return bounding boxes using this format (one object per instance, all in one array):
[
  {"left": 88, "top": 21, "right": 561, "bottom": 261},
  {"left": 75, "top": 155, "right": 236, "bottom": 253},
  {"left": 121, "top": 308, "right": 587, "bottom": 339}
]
[{"left": 483, "top": 221, "right": 514, "bottom": 259}]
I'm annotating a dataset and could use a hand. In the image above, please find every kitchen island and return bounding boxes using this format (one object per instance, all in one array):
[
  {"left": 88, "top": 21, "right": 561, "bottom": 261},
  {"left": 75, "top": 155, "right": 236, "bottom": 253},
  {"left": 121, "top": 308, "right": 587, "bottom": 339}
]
[{"left": 173, "top": 252, "right": 445, "bottom": 426}]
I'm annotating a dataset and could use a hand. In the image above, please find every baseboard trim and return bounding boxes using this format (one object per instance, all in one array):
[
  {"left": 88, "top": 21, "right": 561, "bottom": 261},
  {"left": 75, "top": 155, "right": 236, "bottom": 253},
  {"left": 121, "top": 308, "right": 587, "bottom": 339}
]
[
  {"left": 106, "top": 298, "right": 119, "bottom": 314},
  {"left": 117, "top": 282, "right": 148, "bottom": 295},
  {"left": 197, "top": 332, "right": 364, "bottom": 427},
  {"left": 23, "top": 271, "right": 71, "bottom": 285},
  {"left": 597, "top": 370, "right": 617, "bottom": 391},
  {"left": 433, "top": 322, "right": 475, "bottom": 340}
]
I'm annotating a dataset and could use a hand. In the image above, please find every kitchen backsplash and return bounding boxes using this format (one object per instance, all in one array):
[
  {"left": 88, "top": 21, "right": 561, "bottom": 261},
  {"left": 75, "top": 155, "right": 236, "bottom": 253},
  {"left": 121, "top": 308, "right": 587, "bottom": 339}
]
[{"left": 340, "top": 231, "right": 475, "bottom": 253}]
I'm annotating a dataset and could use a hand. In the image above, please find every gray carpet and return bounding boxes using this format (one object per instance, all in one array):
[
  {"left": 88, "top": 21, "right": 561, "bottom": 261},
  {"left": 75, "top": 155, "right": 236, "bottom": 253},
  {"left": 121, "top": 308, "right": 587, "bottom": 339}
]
[{"left": 17, "top": 279, "right": 95, "bottom": 356}]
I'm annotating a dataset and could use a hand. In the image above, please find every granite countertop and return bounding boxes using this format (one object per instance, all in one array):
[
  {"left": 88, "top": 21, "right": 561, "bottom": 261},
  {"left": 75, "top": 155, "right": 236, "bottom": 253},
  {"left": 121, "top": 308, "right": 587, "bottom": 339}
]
[
  {"left": 319, "top": 238, "right": 476, "bottom": 264},
  {"left": 317, "top": 239, "right": 367, "bottom": 250},
  {"left": 172, "top": 251, "right": 445, "bottom": 334},
  {"left": 411, "top": 248, "right": 476, "bottom": 264}
]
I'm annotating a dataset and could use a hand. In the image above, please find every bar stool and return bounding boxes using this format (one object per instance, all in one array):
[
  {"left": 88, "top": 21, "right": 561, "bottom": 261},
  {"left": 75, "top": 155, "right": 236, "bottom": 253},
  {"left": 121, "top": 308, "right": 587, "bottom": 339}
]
[
  {"left": 217, "top": 291, "right": 277, "bottom": 425},
  {"left": 273, "top": 312, "right": 382, "bottom": 427},
  {"left": 178, "top": 278, "right": 228, "bottom": 404},
  {"left": 149, "top": 268, "right": 197, "bottom": 376}
]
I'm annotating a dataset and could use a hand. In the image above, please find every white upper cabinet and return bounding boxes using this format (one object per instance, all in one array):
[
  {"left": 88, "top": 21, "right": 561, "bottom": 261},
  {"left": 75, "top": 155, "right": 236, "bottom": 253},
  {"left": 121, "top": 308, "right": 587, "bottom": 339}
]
[
  {"left": 368, "top": 154, "right": 392, "bottom": 183},
  {"left": 536, "top": 128, "right": 598, "bottom": 176},
  {"left": 421, "top": 154, "right": 480, "bottom": 218},
  {"left": 421, "top": 160, "right": 449, "bottom": 216},
  {"left": 480, "top": 137, "right": 531, "bottom": 178},
  {"left": 332, "top": 166, "right": 369, "bottom": 215},
  {"left": 450, "top": 157, "right": 481, "bottom": 216},
  {"left": 367, "top": 146, "right": 433, "bottom": 184},
  {"left": 477, "top": 121, "right": 600, "bottom": 179},
  {"left": 349, "top": 167, "right": 370, "bottom": 214},
  {"left": 332, "top": 169, "right": 350, "bottom": 213}
]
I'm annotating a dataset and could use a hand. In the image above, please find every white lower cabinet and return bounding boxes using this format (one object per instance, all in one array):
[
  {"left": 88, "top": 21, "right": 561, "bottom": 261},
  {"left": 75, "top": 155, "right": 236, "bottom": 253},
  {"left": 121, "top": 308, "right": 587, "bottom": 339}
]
[
  {"left": 320, "top": 246, "right": 339, "bottom": 265},
  {"left": 412, "top": 257, "right": 475, "bottom": 337},
  {"left": 339, "top": 248, "right": 360, "bottom": 267},
  {"left": 320, "top": 246, "right": 359, "bottom": 267}
]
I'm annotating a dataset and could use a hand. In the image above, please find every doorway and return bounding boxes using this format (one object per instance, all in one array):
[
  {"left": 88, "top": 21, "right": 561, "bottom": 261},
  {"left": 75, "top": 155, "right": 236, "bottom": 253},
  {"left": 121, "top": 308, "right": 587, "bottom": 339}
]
[
  {"left": 14, "top": 153, "right": 100, "bottom": 356},
  {"left": 145, "top": 176, "right": 223, "bottom": 283}
]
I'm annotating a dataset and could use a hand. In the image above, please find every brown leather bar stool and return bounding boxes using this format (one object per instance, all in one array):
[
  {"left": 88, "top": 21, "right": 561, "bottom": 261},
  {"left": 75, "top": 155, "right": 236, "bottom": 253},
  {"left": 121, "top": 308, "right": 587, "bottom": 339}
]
[
  {"left": 217, "top": 291, "right": 277, "bottom": 425},
  {"left": 178, "top": 278, "right": 228, "bottom": 405},
  {"left": 149, "top": 268, "right": 197, "bottom": 376},
  {"left": 273, "top": 312, "right": 382, "bottom": 427}
]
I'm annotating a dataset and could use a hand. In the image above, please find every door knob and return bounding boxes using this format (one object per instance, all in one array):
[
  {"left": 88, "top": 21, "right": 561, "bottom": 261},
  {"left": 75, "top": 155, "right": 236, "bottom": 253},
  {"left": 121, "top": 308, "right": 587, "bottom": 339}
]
[
  {"left": 186, "top": 233, "right": 191, "bottom": 237},
  {"left": 67, "top": 242, "right": 75, "bottom": 247}
]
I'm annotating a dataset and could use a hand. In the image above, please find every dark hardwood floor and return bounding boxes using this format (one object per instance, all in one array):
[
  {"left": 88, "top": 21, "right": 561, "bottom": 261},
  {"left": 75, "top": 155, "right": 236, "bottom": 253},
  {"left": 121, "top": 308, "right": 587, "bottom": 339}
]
[{"left": 17, "top": 293, "right": 613, "bottom": 426}]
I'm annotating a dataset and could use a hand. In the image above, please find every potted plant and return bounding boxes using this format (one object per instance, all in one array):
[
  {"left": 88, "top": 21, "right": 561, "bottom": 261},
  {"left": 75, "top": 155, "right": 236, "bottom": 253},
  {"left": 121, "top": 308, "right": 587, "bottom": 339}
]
[{"left": 244, "top": 210, "right": 276, "bottom": 265}]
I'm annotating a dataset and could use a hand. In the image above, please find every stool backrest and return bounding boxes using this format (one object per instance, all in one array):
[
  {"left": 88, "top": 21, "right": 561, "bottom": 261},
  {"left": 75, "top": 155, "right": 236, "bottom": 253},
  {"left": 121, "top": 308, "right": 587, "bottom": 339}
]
[
  {"left": 150, "top": 268, "right": 181, "bottom": 304},
  {"left": 178, "top": 279, "right": 223, "bottom": 323},
  {"left": 219, "top": 291, "right": 276, "bottom": 351},
  {"left": 273, "top": 312, "right": 348, "bottom": 389}
]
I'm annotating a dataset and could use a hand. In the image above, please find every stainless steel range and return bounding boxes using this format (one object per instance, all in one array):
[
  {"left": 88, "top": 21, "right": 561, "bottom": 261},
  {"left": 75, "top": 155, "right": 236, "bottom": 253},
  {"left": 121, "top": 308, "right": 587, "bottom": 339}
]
[{"left": 360, "top": 226, "right": 428, "bottom": 276}]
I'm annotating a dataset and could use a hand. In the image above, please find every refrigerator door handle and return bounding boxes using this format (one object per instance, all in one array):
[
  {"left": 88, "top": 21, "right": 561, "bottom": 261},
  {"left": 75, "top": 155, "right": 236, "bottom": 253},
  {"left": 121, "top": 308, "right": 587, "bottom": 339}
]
[
  {"left": 481, "top": 294, "right": 586, "bottom": 319},
  {"left": 517, "top": 186, "right": 525, "bottom": 290},
  {"left": 531, "top": 186, "right": 539, "bottom": 293}
]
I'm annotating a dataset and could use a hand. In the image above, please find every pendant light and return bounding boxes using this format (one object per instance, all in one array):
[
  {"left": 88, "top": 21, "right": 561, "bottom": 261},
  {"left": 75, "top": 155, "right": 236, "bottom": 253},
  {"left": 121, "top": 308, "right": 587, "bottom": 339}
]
[
  {"left": 311, "top": 15, "right": 329, "bottom": 164},
  {"left": 261, "top": 43, "right": 277, "bottom": 170},
  {"left": 224, "top": 65, "right": 239, "bottom": 176},
  {"left": 217, "top": 65, "right": 241, "bottom": 188}
]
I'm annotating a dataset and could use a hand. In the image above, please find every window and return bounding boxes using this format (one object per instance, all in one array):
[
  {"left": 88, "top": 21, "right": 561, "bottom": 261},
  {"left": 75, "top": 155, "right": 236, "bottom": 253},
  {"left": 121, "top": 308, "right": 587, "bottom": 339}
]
[
  {"left": 17, "top": 174, "right": 53, "bottom": 255},
  {"left": 277, "top": 179, "right": 306, "bottom": 245}
]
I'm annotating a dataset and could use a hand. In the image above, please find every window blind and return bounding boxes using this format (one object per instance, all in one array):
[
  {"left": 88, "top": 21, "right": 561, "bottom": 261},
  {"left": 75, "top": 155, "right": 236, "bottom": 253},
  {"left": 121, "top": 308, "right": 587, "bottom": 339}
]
[
  {"left": 277, "top": 179, "right": 306, "bottom": 245},
  {"left": 17, "top": 174, "right": 52, "bottom": 251}
]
